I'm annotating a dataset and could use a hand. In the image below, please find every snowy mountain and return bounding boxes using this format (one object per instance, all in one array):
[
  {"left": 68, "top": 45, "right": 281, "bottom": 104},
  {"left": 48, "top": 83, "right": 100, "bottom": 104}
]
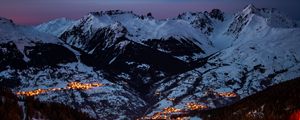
[
  {"left": 141, "top": 5, "right": 300, "bottom": 118},
  {"left": 37, "top": 10, "right": 216, "bottom": 62},
  {"left": 52, "top": 11, "right": 207, "bottom": 91},
  {"left": 1, "top": 4, "right": 300, "bottom": 120},
  {"left": 172, "top": 77, "right": 300, "bottom": 120},
  {"left": 0, "top": 17, "right": 147, "bottom": 119},
  {"left": 226, "top": 4, "right": 298, "bottom": 39},
  {"left": 145, "top": 26, "right": 300, "bottom": 118},
  {"left": 0, "top": 17, "right": 77, "bottom": 69},
  {"left": 36, "top": 17, "right": 75, "bottom": 36}
]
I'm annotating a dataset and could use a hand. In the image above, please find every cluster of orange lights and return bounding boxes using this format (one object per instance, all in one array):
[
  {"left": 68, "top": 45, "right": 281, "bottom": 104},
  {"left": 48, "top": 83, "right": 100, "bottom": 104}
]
[
  {"left": 217, "top": 92, "right": 237, "bottom": 97},
  {"left": 16, "top": 82, "right": 104, "bottom": 97},
  {"left": 186, "top": 102, "right": 208, "bottom": 110},
  {"left": 154, "top": 91, "right": 161, "bottom": 96},
  {"left": 140, "top": 102, "right": 208, "bottom": 119},
  {"left": 167, "top": 98, "right": 176, "bottom": 101},
  {"left": 140, "top": 91, "right": 237, "bottom": 119},
  {"left": 16, "top": 89, "right": 48, "bottom": 97},
  {"left": 163, "top": 107, "right": 182, "bottom": 113},
  {"left": 140, "top": 107, "right": 182, "bottom": 120},
  {"left": 66, "top": 82, "right": 103, "bottom": 90}
]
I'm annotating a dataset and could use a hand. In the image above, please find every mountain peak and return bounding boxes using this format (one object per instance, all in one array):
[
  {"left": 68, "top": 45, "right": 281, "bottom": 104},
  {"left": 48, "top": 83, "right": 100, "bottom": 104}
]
[
  {"left": 42, "top": 17, "right": 73, "bottom": 25},
  {"left": 109, "top": 22, "right": 127, "bottom": 34},
  {"left": 89, "top": 10, "right": 136, "bottom": 17},
  {"left": 0, "top": 17, "right": 14, "bottom": 24},
  {"left": 245, "top": 4, "right": 256, "bottom": 9},
  {"left": 52, "top": 17, "right": 70, "bottom": 22},
  {"left": 242, "top": 4, "right": 258, "bottom": 14},
  {"left": 35, "top": 17, "right": 75, "bottom": 36}
]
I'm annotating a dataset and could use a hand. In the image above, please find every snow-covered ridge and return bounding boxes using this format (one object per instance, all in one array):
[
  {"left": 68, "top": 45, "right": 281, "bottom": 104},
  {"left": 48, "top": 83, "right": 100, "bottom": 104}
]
[
  {"left": 36, "top": 4, "right": 299, "bottom": 62},
  {"left": 244, "top": 4, "right": 297, "bottom": 28},
  {"left": 226, "top": 4, "right": 298, "bottom": 39},
  {"left": 36, "top": 17, "right": 75, "bottom": 36},
  {"left": 73, "top": 10, "right": 211, "bottom": 42},
  {"left": 89, "top": 10, "right": 139, "bottom": 17},
  {"left": 177, "top": 9, "right": 224, "bottom": 35},
  {"left": 77, "top": 8, "right": 223, "bottom": 41},
  {"left": 0, "top": 17, "right": 14, "bottom": 24},
  {"left": 0, "top": 18, "right": 62, "bottom": 54},
  {"left": 0, "top": 17, "right": 61, "bottom": 44},
  {"left": 0, "top": 18, "right": 80, "bottom": 67},
  {"left": 36, "top": 9, "right": 218, "bottom": 60}
]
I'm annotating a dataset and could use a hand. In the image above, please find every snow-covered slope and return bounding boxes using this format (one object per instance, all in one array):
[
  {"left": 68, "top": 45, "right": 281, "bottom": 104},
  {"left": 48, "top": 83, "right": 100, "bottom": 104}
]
[
  {"left": 0, "top": 63, "right": 147, "bottom": 119},
  {"left": 226, "top": 4, "right": 298, "bottom": 39},
  {"left": 35, "top": 17, "right": 75, "bottom": 36},
  {"left": 177, "top": 9, "right": 224, "bottom": 35},
  {"left": 0, "top": 17, "right": 61, "bottom": 50},
  {"left": 0, "top": 17, "right": 77, "bottom": 69}
]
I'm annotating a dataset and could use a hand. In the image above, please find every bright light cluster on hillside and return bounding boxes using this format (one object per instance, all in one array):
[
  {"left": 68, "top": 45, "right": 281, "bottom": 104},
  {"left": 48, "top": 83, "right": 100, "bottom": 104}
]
[{"left": 16, "top": 82, "right": 104, "bottom": 97}]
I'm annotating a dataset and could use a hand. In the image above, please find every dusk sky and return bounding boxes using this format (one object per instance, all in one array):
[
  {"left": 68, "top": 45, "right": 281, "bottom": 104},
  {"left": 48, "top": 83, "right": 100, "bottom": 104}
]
[{"left": 0, "top": 0, "right": 299, "bottom": 25}]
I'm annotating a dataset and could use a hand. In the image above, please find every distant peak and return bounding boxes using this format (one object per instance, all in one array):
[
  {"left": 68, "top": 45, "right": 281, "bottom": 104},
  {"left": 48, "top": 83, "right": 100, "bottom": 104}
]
[
  {"left": 242, "top": 4, "right": 258, "bottom": 14},
  {"left": 89, "top": 10, "right": 135, "bottom": 17},
  {"left": 0, "top": 17, "right": 14, "bottom": 24},
  {"left": 57, "top": 17, "right": 68, "bottom": 21},
  {"left": 50, "top": 17, "right": 71, "bottom": 23},
  {"left": 178, "top": 11, "right": 204, "bottom": 16},
  {"left": 110, "top": 22, "right": 124, "bottom": 29},
  {"left": 246, "top": 4, "right": 256, "bottom": 9}
]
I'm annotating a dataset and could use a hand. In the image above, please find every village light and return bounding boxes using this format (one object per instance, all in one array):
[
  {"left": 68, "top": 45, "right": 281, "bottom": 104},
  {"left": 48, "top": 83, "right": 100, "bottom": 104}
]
[
  {"left": 218, "top": 92, "right": 237, "bottom": 97},
  {"left": 186, "top": 102, "right": 208, "bottom": 110},
  {"left": 16, "top": 82, "right": 104, "bottom": 97}
]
